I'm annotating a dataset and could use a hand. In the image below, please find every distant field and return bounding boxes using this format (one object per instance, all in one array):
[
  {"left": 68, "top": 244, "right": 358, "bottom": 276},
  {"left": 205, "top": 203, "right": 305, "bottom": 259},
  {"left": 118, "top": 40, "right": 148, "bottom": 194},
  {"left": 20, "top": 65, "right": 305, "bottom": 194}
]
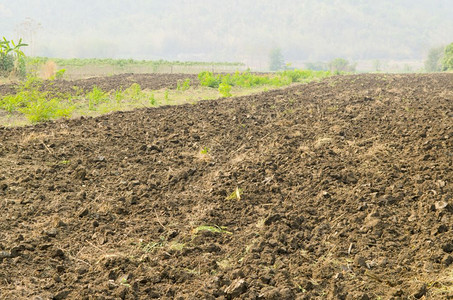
[{"left": 26, "top": 57, "right": 248, "bottom": 80}]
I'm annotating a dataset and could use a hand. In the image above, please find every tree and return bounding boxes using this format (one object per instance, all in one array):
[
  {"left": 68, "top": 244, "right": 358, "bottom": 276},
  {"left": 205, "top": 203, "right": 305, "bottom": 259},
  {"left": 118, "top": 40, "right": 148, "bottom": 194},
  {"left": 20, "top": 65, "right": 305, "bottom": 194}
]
[
  {"left": 15, "top": 17, "right": 41, "bottom": 56},
  {"left": 269, "top": 48, "right": 284, "bottom": 71},
  {"left": 373, "top": 59, "right": 382, "bottom": 72},
  {"left": 305, "top": 62, "right": 328, "bottom": 71},
  {"left": 425, "top": 46, "right": 445, "bottom": 72},
  {"left": 442, "top": 42, "right": 453, "bottom": 71},
  {"left": 328, "top": 58, "right": 355, "bottom": 73}
]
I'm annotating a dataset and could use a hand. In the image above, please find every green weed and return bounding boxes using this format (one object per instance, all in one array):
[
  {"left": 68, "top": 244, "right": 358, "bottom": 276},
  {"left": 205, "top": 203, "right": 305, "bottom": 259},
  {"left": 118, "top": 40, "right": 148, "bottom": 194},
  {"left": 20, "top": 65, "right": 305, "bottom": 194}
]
[
  {"left": 86, "top": 86, "right": 108, "bottom": 110},
  {"left": 164, "top": 89, "right": 169, "bottom": 103},
  {"left": 0, "top": 93, "right": 29, "bottom": 112},
  {"left": 20, "top": 98, "right": 73, "bottom": 123},
  {"left": 226, "top": 187, "right": 243, "bottom": 200},
  {"left": 177, "top": 78, "right": 191, "bottom": 91},
  {"left": 114, "top": 89, "right": 124, "bottom": 103},
  {"left": 219, "top": 83, "right": 232, "bottom": 97},
  {"left": 200, "top": 147, "right": 210, "bottom": 154},
  {"left": 192, "top": 225, "right": 232, "bottom": 235},
  {"left": 198, "top": 71, "right": 221, "bottom": 88},
  {"left": 141, "top": 236, "right": 166, "bottom": 253},
  {"left": 124, "top": 83, "right": 144, "bottom": 101},
  {"left": 149, "top": 93, "right": 157, "bottom": 106},
  {"left": 0, "top": 76, "right": 74, "bottom": 122},
  {"left": 49, "top": 69, "right": 66, "bottom": 80}
]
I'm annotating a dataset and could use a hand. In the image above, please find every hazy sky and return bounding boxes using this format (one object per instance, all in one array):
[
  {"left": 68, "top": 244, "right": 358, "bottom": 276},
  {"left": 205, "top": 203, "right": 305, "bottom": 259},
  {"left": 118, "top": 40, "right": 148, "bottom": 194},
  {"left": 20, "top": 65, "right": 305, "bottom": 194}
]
[{"left": 1, "top": 0, "right": 452, "bottom": 65}]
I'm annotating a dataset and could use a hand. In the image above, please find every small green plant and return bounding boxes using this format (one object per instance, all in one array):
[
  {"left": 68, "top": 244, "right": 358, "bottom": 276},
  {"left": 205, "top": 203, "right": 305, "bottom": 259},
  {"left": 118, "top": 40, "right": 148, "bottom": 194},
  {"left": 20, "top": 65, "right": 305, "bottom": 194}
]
[
  {"left": 71, "top": 86, "right": 84, "bottom": 96},
  {"left": 164, "top": 89, "right": 169, "bottom": 103},
  {"left": 176, "top": 78, "right": 191, "bottom": 91},
  {"left": 49, "top": 69, "right": 66, "bottom": 80},
  {"left": 182, "top": 78, "right": 191, "bottom": 90},
  {"left": 141, "top": 236, "right": 166, "bottom": 253},
  {"left": 124, "top": 83, "right": 144, "bottom": 101},
  {"left": 218, "top": 83, "right": 232, "bottom": 97},
  {"left": 149, "top": 93, "right": 157, "bottom": 106},
  {"left": 119, "top": 275, "right": 131, "bottom": 287},
  {"left": 55, "top": 69, "right": 66, "bottom": 79},
  {"left": 168, "top": 242, "right": 185, "bottom": 251},
  {"left": 192, "top": 225, "right": 232, "bottom": 235},
  {"left": 200, "top": 147, "right": 210, "bottom": 154},
  {"left": 226, "top": 187, "right": 243, "bottom": 200},
  {"left": 114, "top": 89, "right": 124, "bottom": 103},
  {"left": 86, "top": 86, "right": 108, "bottom": 110}
]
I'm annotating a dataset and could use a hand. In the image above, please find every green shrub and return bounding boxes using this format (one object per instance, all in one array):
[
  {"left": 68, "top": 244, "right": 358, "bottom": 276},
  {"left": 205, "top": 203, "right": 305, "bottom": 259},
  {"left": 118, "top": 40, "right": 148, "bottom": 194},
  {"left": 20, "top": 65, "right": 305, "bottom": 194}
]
[
  {"left": 198, "top": 71, "right": 221, "bottom": 88},
  {"left": 164, "top": 89, "right": 169, "bottom": 103},
  {"left": 19, "top": 98, "right": 73, "bottom": 123},
  {"left": 0, "top": 76, "right": 44, "bottom": 112},
  {"left": 0, "top": 93, "right": 28, "bottom": 112},
  {"left": 177, "top": 78, "right": 191, "bottom": 91},
  {"left": 218, "top": 83, "right": 232, "bottom": 97},
  {"left": 124, "top": 83, "right": 144, "bottom": 101},
  {"left": 86, "top": 86, "right": 108, "bottom": 110},
  {"left": 114, "top": 89, "right": 124, "bottom": 103},
  {"left": 55, "top": 69, "right": 66, "bottom": 79},
  {"left": 149, "top": 93, "right": 157, "bottom": 106},
  {"left": 198, "top": 69, "right": 331, "bottom": 91},
  {"left": 0, "top": 76, "right": 74, "bottom": 122}
]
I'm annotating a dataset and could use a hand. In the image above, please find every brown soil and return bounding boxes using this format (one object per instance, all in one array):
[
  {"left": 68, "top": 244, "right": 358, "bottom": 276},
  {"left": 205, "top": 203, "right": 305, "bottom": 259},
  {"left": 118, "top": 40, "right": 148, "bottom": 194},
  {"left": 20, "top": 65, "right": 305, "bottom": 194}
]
[
  {"left": 0, "top": 73, "right": 452, "bottom": 299},
  {"left": 0, "top": 73, "right": 199, "bottom": 95}
]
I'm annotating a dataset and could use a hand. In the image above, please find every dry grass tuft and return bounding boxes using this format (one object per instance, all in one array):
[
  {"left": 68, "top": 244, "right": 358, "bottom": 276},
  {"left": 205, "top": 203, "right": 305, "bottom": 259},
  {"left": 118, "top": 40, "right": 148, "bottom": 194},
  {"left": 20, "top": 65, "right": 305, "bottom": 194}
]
[{"left": 40, "top": 61, "right": 57, "bottom": 79}]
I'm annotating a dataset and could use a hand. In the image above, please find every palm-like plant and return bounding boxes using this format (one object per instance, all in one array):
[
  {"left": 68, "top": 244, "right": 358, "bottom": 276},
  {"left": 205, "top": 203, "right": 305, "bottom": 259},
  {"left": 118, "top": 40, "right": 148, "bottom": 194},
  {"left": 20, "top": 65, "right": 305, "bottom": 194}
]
[
  {"left": 0, "top": 37, "right": 28, "bottom": 58},
  {"left": 1, "top": 37, "right": 28, "bottom": 77}
]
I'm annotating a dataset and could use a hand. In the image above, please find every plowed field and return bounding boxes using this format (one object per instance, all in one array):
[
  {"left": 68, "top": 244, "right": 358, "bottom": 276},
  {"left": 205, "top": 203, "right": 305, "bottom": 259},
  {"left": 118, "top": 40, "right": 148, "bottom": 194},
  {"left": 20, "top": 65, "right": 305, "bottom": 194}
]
[
  {"left": 0, "top": 74, "right": 452, "bottom": 299},
  {"left": 0, "top": 73, "right": 199, "bottom": 96}
]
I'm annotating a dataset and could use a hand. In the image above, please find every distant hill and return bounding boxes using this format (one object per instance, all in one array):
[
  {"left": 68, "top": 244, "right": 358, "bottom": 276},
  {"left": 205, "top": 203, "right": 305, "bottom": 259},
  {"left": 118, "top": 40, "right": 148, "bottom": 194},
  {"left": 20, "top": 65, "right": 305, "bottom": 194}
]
[{"left": 1, "top": 0, "right": 452, "bottom": 63}]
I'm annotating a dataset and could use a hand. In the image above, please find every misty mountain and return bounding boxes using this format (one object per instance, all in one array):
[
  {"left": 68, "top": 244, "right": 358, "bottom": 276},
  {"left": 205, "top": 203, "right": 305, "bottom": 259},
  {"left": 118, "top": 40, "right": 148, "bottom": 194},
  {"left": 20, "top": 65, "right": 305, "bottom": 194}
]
[{"left": 1, "top": 0, "right": 452, "bottom": 64}]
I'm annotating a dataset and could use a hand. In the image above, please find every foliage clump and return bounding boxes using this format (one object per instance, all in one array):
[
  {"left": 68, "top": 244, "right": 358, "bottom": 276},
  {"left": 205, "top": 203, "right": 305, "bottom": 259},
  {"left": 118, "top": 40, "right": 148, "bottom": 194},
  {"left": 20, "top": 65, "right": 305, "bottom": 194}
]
[
  {"left": 0, "top": 76, "right": 74, "bottom": 122},
  {"left": 442, "top": 42, "right": 453, "bottom": 71},
  {"left": 198, "top": 69, "right": 331, "bottom": 94},
  {"left": 177, "top": 78, "right": 191, "bottom": 91},
  {"left": 269, "top": 48, "right": 285, "bottom": 71},
  {"left": 425, "top": 46, "right": 445, "bottom": 72},
  {"left": 0, "top": 37, "right": 28, "bottom": 78},
  {"left": 328, "top": 58, "right": 356, "bottom": 73},
  {"left": 218, "top": 83, "right": 232, "bottom": 97}
]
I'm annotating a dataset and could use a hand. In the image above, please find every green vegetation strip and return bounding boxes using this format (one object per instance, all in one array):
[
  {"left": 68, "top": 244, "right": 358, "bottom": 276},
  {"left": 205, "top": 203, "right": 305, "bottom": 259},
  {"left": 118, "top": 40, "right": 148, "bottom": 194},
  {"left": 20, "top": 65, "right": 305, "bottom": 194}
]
[
  {"left": 0, "top": 69, "right": 332, "bottom": 126},
  {"left": 26, "top": 57, "right": 245, "bottom": 68}
]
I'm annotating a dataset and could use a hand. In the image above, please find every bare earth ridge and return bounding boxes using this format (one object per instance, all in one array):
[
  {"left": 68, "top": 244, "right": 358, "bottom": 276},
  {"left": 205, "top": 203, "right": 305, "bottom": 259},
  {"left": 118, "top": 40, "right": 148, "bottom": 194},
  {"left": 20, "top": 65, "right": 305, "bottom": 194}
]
[{"left": 0, "top": 74, "right": 452, "bottom": 299}]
